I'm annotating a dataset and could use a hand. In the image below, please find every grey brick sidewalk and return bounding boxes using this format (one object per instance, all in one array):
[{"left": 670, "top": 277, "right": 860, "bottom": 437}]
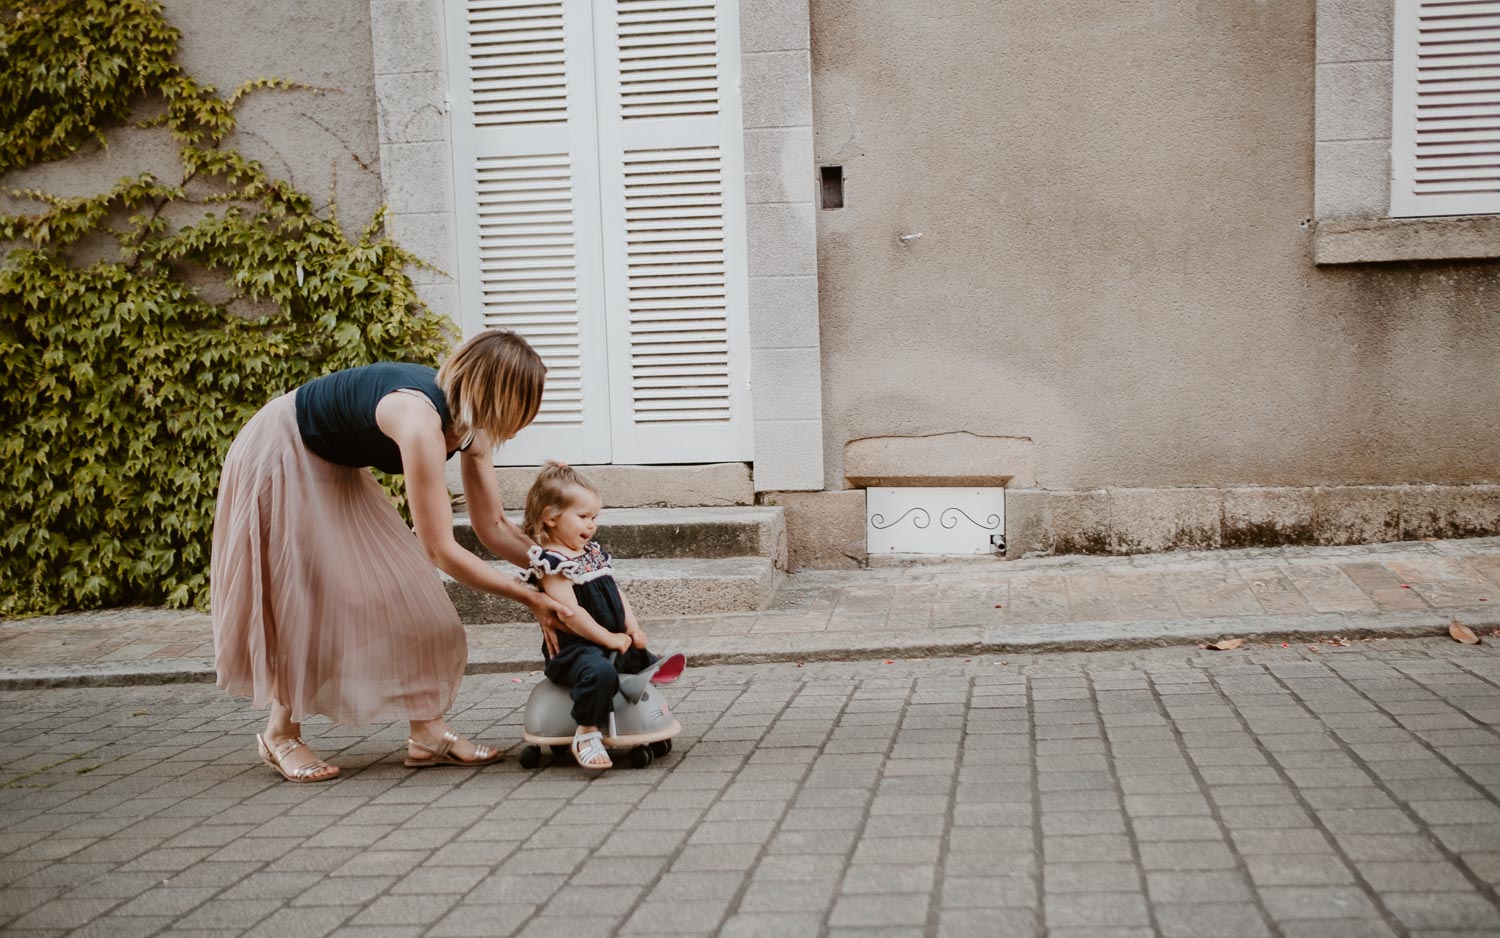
[
  {"left": 3, "top": 639, "right": 1500, "bottom": 937},
  {"left": 5, "top": 537, "right": 1500, "bottom": 689}
]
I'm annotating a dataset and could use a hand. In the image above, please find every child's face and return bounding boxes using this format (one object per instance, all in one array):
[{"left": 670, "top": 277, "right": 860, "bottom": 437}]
[{"left": 544, "top": 486, "right": 601, "bottom": 551}]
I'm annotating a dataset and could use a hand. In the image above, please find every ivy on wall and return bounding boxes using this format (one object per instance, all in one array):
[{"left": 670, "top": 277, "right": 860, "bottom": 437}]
[{"left": 1, "top": 0, "right": 452, "bottom": 615}]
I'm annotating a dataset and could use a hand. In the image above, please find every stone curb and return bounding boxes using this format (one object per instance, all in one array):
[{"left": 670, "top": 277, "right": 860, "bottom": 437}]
[{"left": 4, "top": 608, "right": 1494, "bottom": 691}]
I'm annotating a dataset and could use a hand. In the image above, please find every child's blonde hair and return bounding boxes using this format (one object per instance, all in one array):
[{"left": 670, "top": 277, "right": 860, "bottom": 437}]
[
  {"left": 436, "top": 329, "right": 546, "bottom": 445},
  {"left": 523, "top": 461, "right": 600, "bottom": 543}
]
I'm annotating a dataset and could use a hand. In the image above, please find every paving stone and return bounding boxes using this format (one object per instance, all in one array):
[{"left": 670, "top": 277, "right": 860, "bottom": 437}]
[
  {"left": 718, "top": 912, "right": 824, "bottom": 938},
  {"left": 1146, "top": 870, "right": 1254, "bottom": 904},
  {"left": 1258, "top": 885, "right": 1380, "bottom": 921},
  {"left": 113, "top": 886, "right": 219, "bottom": 916},
  {"left": 1154, "top": 902, "right": 1271, "bottom": 938},
  {"left": 1243, "top": 854, "right": 1357, "bottom": 886},
  {"left": 935, "top": 907, "right": 1038, "bottom": 936},
  {"left": 1044, "top": 891, "right": 1151, "bottom": 928},
  {"left": 1383, "top": 892, "right": 1500, "bottom": 930},
  {"left": 827, "top": 892, "right": 930, "bottom": 928},
  {"left": 1045, "top": 862, "right": 1142, "bottom": 893}
]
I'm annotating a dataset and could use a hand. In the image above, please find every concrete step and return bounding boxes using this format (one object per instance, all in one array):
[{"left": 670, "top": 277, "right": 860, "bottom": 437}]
[
  {"left": 445, "top": 462, "right": 752, "bottom": 508},
  {"left": 454, "top": 506, "right": 787, "bottom": 567},
  {"left": 445, "top": 555, "right": 781, "bottom": 625}
]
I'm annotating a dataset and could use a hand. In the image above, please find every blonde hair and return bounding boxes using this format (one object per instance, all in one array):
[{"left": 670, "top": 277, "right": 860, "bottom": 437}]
[
  {"left": 436, "top": 330, "right": 546, "bottom": 445},
  {"left": 523, "top": 461, "right": 600, "bottom": 543}
]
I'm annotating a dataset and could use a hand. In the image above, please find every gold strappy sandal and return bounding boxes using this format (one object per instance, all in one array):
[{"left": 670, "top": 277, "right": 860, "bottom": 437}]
[
  {"left": 404, "top": 730, "right": 503, "bottom": 768},
  {"left": 256, "top": 733, "right": 339, "bottom": 783}
]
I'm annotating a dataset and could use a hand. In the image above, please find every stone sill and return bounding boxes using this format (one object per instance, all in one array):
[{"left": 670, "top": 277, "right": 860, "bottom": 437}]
[{"left": 1314, "top": 214, "right": 1500, "bottom": 265}]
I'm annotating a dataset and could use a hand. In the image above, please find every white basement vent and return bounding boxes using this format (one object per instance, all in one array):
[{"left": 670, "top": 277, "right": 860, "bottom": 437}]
[{"left": 866, "top": 487, "right": 1006, "bottom": 555}]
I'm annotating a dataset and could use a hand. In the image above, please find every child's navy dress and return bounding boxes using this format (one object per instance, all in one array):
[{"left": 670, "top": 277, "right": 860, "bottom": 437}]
[{"left": 521, "top": 543, "right": 655, "bottom": 727}]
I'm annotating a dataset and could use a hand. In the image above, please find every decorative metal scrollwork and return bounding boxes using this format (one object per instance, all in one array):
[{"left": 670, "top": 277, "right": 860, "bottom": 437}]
[
  {"left": 869, "top": 507, "right": 931, "bottom": 530},
  {"left": 940, "top": 508, "right": 1001, "bottom": 530}
]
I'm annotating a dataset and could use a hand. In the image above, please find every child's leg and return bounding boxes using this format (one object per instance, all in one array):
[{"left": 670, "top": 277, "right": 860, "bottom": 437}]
[{"left": 562, "top": 647, "right": 619, "bottom": 729}]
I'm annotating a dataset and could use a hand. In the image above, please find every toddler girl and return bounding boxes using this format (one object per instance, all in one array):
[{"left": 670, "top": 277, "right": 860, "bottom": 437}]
[{"left": 520, "top": 461, "right": 685, "bottom": 769}]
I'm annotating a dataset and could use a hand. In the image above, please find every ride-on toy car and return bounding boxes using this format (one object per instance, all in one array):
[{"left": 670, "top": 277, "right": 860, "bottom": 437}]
[{"left": 517, "top": 653, "right": 683, "bottom": 769}]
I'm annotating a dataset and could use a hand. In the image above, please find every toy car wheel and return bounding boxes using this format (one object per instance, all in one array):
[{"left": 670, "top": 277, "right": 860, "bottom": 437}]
[
  {"left": 628, "top": 746, "right": 653, "bottom": 769},
  {"left": 649, "top": 740, "right": 670, "bottom": 758},
  {"left": 518, "top": 746, "right": 542, "bottom": 770}
]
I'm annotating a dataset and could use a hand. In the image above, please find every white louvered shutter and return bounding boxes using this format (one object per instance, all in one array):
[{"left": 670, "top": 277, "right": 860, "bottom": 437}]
[
  {"left": 592, "top": 0, "right": 753, "bottom": 463},
  {"left": 1391, "top": 0, "right": 1500, "bottom": 216},
  {"left": 447, "top": 0, "right": 612, "bottom": 464}
]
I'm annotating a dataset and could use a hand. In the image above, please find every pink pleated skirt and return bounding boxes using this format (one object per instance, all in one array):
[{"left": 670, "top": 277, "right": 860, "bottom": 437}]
[{"left": 210, "top": 392, "right": 466, "bottom": 726}]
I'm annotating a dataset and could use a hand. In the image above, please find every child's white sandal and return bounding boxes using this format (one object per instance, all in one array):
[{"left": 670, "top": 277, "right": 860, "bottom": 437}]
[{"left": 571, "top": 730, "right": 611, "bottom": 770}]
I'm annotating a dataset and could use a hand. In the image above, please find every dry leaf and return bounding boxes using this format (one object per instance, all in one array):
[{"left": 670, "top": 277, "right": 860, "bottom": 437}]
[
  {"left": 1449, "top": 620, "right": 1481, "bottom": 645},
  {"left": 1203, "top": 638, "right": 1244, "bottom": 651}
]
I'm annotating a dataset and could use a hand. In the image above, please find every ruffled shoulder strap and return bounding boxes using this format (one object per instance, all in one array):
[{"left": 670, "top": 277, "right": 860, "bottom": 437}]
[{"left": 518, "top": 544, "right": 584, "bottom": 584}]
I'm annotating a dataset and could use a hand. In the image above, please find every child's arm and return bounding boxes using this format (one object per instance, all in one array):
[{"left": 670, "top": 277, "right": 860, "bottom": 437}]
[
  {"left": 620, "top": 590, "right": 648, "bottom": 649},
  {"left": 538, "top": 574, "right": 631, "bottom": 653}
]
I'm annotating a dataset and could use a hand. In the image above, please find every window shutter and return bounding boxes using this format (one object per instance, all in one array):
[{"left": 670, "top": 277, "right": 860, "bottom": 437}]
[
  {"left": 1391, "top": 0, "right": 1500, "bottom": 217},
  {"left": 593, "top": 0, "right": 753, "bottom": 464},
  {"left": 448, "top": 0, "right": 612, "bottom": 464}
]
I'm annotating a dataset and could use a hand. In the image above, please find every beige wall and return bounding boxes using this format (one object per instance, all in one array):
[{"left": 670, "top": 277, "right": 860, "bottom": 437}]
[
  {"left": 809, "top": 0, "right": 1500, "bottom": 493},
  {"left": 3, "top": 2, "right": 383, "bottom": 242}
]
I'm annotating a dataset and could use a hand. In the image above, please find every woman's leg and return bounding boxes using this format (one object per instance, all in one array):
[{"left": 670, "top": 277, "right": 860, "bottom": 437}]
[{"left": 261, "top": 703, "right": 339, "bottom": 781}]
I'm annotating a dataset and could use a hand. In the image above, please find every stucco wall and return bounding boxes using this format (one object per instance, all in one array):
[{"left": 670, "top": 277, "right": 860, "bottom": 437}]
[
  {"left": 2, "top": 2, "right": 382, "bottom": 243},
  {"left": 809, "top": 0, "right": 1500, "bottom": 493}
]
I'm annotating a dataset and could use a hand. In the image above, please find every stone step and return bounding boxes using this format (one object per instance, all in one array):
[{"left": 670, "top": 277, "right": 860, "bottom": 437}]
[
  {"left": 445, "top": 555, "right": 781, "bottom": 625},
  {"left": 445, "top": 462, "right": 752, "bottom": 508},
  {"left": 454, "top": 506, "right": 787, "bottom": 566}
]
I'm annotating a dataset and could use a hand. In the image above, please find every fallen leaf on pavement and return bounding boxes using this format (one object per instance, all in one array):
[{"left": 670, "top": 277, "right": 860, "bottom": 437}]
[
  {"left": 1200, "top": 638, "right": 1244, "bottom": 651},
  {"left": 1450, "top": 620, "right": 1481, "bottom": 645}
]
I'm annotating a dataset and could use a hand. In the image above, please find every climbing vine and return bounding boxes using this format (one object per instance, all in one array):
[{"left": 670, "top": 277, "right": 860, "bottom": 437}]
[{"left": 1, "top": 0, "right": 452, "bottom": 615}]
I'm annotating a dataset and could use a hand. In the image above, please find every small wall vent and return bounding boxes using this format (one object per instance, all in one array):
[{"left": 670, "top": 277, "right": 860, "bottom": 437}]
[
  {"left": 819, "top": 165, "right": 844, "bottom": 209},
  {"left": 866, "top": 487, "right": 1005, "bottom": 555}
]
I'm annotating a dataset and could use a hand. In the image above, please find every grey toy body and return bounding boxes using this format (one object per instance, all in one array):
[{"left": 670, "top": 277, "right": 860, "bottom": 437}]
[{"left": 518, "top": 666, "right": 682, "bottom": 769}]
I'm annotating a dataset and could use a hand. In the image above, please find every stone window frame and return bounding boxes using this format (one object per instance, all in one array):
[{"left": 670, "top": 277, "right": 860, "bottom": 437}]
[
  {"left": 1314, "top": 0, "right": 1500, "bottom": 264},
  {"left": 366, "top": 0, "right": 824, "bottom": 492}
]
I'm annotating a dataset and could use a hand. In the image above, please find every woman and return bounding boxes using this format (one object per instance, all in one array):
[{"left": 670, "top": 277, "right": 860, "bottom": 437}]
[{"left": 211, "top": 329, "right": 572, "bottom": 781}]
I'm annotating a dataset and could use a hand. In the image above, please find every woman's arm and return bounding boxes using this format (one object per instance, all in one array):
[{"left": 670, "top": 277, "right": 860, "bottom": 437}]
[
  {"left": 375, "top": 394, "right": 572, "bottom": 629},
  {"left": 538, "top": 574, "right": 630, "bottom": 653},
  {"left": 458, "top": 435, "right": 535, "bottom": 568}
]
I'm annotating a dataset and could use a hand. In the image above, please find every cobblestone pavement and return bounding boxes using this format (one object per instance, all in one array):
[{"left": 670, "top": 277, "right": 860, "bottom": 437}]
[
  {"left": 5, "top": 538, "right": 1500, "bottom": 687},
  {"left": 3, "top": 639, "right": 1500, "bottom": 937}
]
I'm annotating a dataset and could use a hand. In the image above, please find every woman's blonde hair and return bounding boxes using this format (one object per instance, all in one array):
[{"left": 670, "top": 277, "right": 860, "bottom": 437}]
[
  {"left": 523, "top": 461, "right": 600, "bottom": 542},
  {"left": 436, "top": 329, "right": 546, "bottom": 445}
]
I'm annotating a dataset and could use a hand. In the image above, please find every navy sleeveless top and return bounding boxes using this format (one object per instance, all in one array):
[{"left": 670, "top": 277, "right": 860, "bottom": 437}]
[{"left": 294, "top": 362, "right": 462, "bottom": 474}]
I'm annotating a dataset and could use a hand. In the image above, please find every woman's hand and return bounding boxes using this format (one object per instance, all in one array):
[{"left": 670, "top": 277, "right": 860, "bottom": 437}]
[
  {"left": 607, "top": 632, "right": 633, "bottom": 655},
  {"left": 527, "top": 591, "right": 573, "bottom": 657},
  {"left": 626, "top": 624, "right": 648, "bottom": 649}
]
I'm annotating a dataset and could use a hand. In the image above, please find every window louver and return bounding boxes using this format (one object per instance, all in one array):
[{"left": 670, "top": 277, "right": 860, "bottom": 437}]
[
  {"left": 622, "top": 147, "right": 731, "bottom": 423},
  {"left": 616, "top": 0, "right": 720, "bottom": 120},
  {"left": 475, "top": 154, "right": 584, "bottom": 424},
  {"left": 1392, "top": 0, "right": 1500, "bottom": 215},
  {"left": 467, "top": 0, "right": 569, "bottom": 127}
]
